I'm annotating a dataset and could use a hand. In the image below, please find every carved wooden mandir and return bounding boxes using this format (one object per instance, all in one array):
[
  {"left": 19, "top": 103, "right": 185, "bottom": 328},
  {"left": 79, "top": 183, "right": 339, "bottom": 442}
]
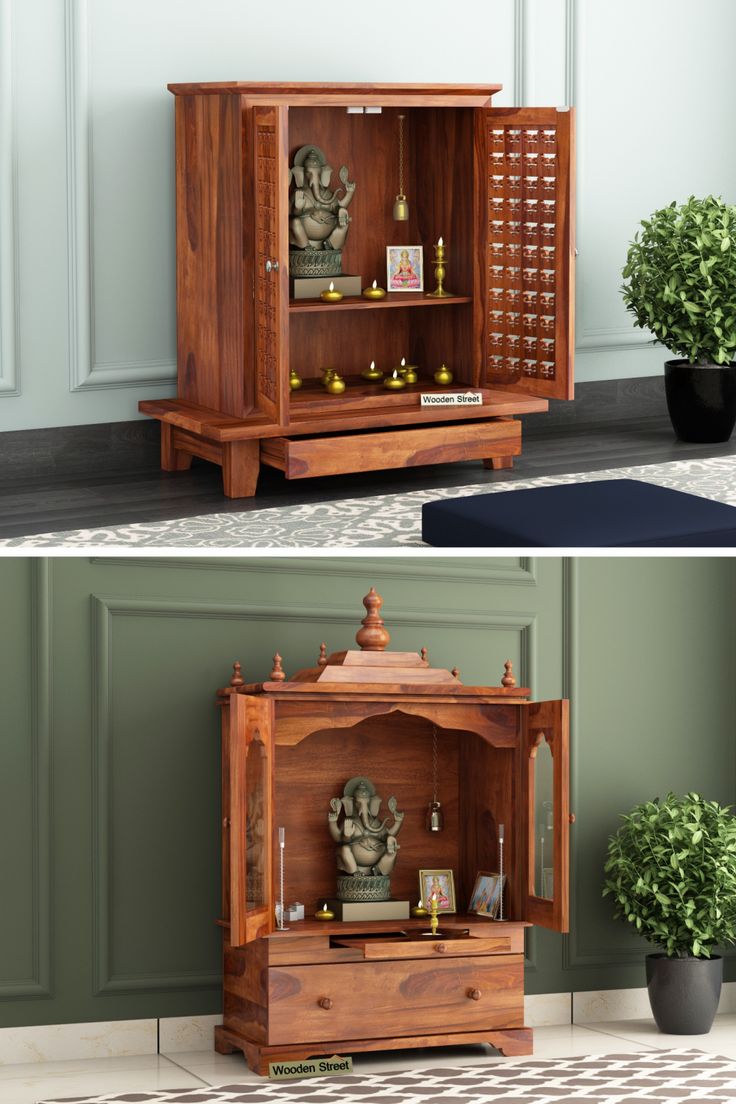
[
  {"left": 215, "top": 589, "right": 571, "bottom": 1073},
  {"left": 140, "top": 83, "right": 575, "bottom": 496}
]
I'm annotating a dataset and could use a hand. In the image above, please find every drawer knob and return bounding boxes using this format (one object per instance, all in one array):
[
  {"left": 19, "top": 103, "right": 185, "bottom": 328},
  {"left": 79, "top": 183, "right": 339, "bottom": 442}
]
[
  {"left": 318, "top": 997, "right": 333, "bottom": 1010},
  {"left": 435, "top": 943, "right": 448, "bottom": 954},
  {"left": 468, "top": 988, "right": 482, "bottom": 1001}
]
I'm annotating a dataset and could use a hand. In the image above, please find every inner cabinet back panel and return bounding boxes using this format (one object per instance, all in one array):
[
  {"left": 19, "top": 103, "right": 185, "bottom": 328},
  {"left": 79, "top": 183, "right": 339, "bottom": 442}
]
[
  {"left": 287, "top": 107, "right": 476, "bottom": 384},
  {"left": 459, "top": 738, "right": 519, "bottom": 918},
  {"left": 273, "top": 713, "right": 460, "bottom": 909}
]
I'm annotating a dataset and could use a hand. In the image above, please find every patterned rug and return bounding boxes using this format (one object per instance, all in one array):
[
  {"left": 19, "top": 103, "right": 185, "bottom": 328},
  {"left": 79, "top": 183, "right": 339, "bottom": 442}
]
[
  {"left": 5, "top": 457, "right": 736, "bottom": 548},
  {"left": 37, "top": 1049, "right": 736, "bottom": 1103}
]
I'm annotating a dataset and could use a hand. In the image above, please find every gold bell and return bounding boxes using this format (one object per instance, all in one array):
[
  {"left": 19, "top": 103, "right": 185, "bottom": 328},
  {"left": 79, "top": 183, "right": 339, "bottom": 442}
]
[
  {"left": 392, "top": 194, "right": 409, "bottom": 221},
  {"left": 434, "top": 363, "right": 453, "bottom": 385},
  {"left": 289, "top": 368, "right": 302, "bottom": 391}
]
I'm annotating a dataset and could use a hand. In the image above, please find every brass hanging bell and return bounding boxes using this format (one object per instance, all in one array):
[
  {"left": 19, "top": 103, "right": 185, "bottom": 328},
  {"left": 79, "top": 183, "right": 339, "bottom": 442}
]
[
  {"left": 392, "top": 194, "right": 409, "bottom": 221},
  {"left": 426, "top": 800, "right": 444, "bottom": 832}
]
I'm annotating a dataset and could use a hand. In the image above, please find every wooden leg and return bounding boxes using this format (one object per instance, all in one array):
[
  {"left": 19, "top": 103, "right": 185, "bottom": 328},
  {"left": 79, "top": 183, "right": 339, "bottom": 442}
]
[
  {"left": 222, "top": 440, "right": 260, "bottom": 498},
  {"left": 483, "top": 455, "right": 514, "bottom": 471},
  {"left": 214, "top": 1026, "right": 239, "bottom": 1055},
  {"left": 161, "top": 423, "right": 193, "bottom": 472},
  {"left": 486, "top": 1027, "right": 533, "bottom": 1056}
]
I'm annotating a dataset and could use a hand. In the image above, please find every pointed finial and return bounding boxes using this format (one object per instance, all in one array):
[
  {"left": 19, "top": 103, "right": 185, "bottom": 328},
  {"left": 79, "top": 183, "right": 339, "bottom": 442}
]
[
  {"left": 230, "top": 661, "right": 244, "bottom": 687},
  {"left": 502, "top": 659, "right": 516, "bottom": 687},
  {"left": 355, "top": 587, "right": 390, "bottom": 651},
  {"left": 420, "top": 647, "right": 428, "bottom": 663},
  {"left": 318, "top": 642, "right": 328, "bottom": 666},
  {"left": 270, "top": 653, "right": 286, "bottom": 681},
  {"left": 451, "top": 667, "right": 460, "bottom": 679}
]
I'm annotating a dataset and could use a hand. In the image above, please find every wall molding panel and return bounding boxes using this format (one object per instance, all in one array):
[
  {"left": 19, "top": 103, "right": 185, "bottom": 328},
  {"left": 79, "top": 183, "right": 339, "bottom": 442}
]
[
  {"left": 0, "top": 0, "right": 19, "bottom": 397},
  {"left": 91, "top": 594, "right": 221, "bottom": 995},
  {"left": 64, "top": 0, "right": 176, "bottom": 393},
  {"left": 0, "top": 560, "right": 52, "bottom": 999},
  {"left": 89, "top": 556, "right": 538, "bottom": 587}
]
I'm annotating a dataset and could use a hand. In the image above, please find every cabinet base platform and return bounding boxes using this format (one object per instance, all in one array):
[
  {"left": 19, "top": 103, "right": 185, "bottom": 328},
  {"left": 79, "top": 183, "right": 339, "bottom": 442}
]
[
  {"left": 141, "top": 397, "right": 542, "bottom": 498},
  {"left": 214, "top": 1024, "right": 534, "bottom": 1076}
]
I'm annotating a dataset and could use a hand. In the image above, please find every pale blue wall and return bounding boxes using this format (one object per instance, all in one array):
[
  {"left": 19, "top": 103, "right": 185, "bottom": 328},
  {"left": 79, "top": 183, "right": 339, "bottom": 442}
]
[{"left": 1, "top": 0, "right": 735, "bottom": 430}]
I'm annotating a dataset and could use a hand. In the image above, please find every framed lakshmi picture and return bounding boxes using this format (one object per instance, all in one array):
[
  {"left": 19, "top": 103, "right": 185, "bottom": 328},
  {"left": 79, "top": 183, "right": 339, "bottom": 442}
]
[
  {"left": 468, "top": 870, "right": 505, "bottom": 919},
  {"left": 387, "top": 245, "right": 424, "bottom": 292},
  {"left": 419, "top": 868, "right": 456, "bottom": 913}
]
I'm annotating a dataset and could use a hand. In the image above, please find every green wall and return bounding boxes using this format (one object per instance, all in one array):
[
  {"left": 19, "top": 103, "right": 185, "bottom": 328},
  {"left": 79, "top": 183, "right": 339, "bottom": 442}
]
[{"left": 0, "top": 556, "right": 734, "bottom": 1028}]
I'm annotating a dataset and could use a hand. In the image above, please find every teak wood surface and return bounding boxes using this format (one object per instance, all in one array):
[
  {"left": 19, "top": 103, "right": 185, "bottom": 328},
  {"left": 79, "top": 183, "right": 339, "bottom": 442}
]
[
  {"left": 217, "top": 591, "right": 571, "bottom": 1073},
  {"left": 140, "top": 83, "right": 574, "bottom": 496},
  {"left": 214, "top": 1026, "right": 533, "bottom": 1075}
]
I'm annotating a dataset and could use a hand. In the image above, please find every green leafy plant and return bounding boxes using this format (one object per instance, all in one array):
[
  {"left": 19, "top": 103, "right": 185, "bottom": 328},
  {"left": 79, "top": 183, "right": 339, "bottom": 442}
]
[
  {"left": 603, "top": 792, "right": 736, "bottom": 958},
  {"left": 622, "top": 196, "right": 736, "bottom": 365}
]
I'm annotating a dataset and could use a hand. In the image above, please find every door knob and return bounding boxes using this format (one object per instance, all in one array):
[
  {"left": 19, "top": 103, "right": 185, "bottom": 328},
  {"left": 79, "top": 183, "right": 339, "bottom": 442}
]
[
  {"left": 569, "top": 813, "right": 576, "bottom": 824},
  {"left": 265, "top": 259, "right": 272, "bottom": 273},
  {"left": 435, "top": 943, "right": 448, "bottom": 954},
  {"left": 272, "top": 260, "right": 280, "bottom": 271},
  {"left": 468, "top": 988, "right": 482, "bottom": 1001},
  {"left": 318, "top": 997, "right": 333, "bottom": 1010}
]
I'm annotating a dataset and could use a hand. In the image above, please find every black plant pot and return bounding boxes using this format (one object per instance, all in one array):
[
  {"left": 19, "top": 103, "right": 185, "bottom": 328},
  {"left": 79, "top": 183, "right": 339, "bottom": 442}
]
[
  {"left": 646, "top": 953, "right": 722, "bottom": 1034},
  {"left": 664, "top": 359, "right": 736, "bottom": 443}
]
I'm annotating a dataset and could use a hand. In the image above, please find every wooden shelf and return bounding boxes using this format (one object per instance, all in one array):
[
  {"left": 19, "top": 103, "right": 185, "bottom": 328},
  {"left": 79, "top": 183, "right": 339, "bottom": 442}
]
[
  {"left": 289, "top": 293, "right": 473, "bottom": 314},
  {"left": 289, "top": 374, "right": 482, "bottom": 414}
]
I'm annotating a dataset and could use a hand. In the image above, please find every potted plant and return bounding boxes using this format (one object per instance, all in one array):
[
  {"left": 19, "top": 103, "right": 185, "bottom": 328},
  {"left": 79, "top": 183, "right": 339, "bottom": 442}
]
[
  {"left": 603, "top": 792, "right": 736, "bottom": 1034},
  {"left": 622, "top": 195, "right": 736, "bottom": 442}
]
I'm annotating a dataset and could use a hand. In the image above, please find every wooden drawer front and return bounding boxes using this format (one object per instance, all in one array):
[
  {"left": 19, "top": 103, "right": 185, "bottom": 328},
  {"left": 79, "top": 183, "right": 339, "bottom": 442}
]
[
  {"left": 359, "top": 932, "right": 521, "bottom": 959},
  {"left": 261, "top": 419, "right": 521, "bottom": 480},
  {"left": 268, "top": 954, "right": 524, "bottom": 1045}
]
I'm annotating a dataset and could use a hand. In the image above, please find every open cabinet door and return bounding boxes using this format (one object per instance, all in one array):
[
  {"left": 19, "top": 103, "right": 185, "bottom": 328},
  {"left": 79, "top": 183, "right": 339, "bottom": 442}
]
[
  {"left": 251, "top": 104, "right": 289, "bottom": 425},
  {"left": 521, "top": 699, "right": 570, "bottom": 932},
  {"left": 229, "top": 694, "right": 275, "bottom": 947},
  {"left": 478, "top": 107, "right": 575, "bottom": 400}
]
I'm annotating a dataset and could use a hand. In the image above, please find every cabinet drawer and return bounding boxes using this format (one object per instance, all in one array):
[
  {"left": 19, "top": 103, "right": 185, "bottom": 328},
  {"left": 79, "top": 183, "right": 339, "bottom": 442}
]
[
  {"left": 268, "top": 954, "right": 524, "bottom": 1045},
  {"left": 333, "top": 931, "right": 522, "bottom": 960},
  {"left": 260, "top": 419, "right": 521, "bottom": 480}
]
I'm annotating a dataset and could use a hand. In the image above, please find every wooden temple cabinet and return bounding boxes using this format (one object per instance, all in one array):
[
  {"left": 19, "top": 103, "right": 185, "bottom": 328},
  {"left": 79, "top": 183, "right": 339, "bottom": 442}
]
[
  {"left": 215, "top": 588, "right": 571, "bottom": 1074},
  {"left": 140, "top": 83, "right": 575, "bottom": 497}
]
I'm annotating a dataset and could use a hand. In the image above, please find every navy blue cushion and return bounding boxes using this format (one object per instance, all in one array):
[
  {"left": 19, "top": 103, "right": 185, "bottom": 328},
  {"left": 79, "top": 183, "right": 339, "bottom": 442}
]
[{"left": 421, "top": 479, "right": 736, "bottom": 547}]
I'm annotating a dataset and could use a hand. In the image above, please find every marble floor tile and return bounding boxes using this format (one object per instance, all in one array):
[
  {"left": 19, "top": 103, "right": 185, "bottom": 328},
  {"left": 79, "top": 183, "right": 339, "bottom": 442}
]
[
  {"left": 0, "top": 1057, "right": 205, "bottom": 1104},
  {"left": 0, "top": 1054, "right": 173, "bottom": 1082},
  {"left": 589, "top": 1013, "right": 736, "bottom": 1058}
]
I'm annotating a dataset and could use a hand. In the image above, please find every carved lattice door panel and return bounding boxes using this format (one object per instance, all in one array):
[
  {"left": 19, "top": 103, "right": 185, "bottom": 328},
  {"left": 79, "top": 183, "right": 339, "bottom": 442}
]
[
  {"left": 520, "top": 699, "right": 570, "bottom": 932},
  {"left": 252, "top": 104, "right": 289, "bottom": 424},
  {"left": 481, "top": 108, "right": 575, "bottom": 400}
]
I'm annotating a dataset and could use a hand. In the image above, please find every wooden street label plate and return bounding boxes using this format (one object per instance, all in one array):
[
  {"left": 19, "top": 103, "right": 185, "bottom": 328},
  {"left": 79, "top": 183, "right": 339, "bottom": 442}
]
[
  {"left": 269, "top": 1055, "right": 353, "bottom": 1079},
  {"left": 420, "top": 391, "right": 483, "bottom": 407}
]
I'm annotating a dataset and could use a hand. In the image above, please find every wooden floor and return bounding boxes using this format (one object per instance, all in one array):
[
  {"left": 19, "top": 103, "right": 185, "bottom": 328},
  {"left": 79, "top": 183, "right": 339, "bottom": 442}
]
[{"left": 1, "top": 416, "right": 735, "bottom": 539}]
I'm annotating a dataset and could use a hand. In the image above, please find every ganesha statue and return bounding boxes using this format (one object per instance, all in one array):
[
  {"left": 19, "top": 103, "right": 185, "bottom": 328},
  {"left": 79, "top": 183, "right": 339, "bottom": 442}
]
[
  {"left": 328, "top": 777, "right": 404, "bottom": 902},
  {"left": 289, "top": 144, "right": 356, "bottom": 279}
]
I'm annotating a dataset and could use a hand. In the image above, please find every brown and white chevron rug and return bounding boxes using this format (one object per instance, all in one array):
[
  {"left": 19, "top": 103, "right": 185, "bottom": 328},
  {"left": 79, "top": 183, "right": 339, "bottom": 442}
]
[{"left": 37, "top": 1049, "right": 736, "bottom": 1103}]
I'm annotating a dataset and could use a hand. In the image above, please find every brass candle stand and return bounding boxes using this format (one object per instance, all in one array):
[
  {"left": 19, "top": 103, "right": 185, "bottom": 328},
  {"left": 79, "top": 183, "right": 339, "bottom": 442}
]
[
  {"left": 429, "top": 892, "right": 439, "bottom": 936},
  {"left": 428, "top": 238, "right": 452, "bottom": 298}
]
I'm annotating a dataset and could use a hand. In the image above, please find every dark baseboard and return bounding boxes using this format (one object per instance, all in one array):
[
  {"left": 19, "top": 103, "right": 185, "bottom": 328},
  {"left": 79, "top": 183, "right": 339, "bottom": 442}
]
[
  {"left": 522, "top": 374, "right": 666, "bottom": 435},
  {"left": 0, "top": 419, "right": 161, "bottom": 483},
  {"left": 0, "top": 376, "right": 667, "bottom": 481}
]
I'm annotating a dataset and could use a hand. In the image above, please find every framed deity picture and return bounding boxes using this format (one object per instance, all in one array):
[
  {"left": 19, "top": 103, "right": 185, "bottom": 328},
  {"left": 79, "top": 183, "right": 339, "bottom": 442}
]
[
  {"left": 419, "top": 868, "right": 456, "bottom": 913},
  {"left": 387, "top": 245, "right": 424, "bottom": 292},
  {"left": 468, "top": 871, "right": 505, "bottom": 919}
]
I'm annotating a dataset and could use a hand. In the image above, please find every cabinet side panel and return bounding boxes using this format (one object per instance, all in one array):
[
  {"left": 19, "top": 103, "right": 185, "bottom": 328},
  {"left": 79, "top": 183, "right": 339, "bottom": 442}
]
[
  {"left": 175, "top": 94, "right": 248, "bottom": 418},
  {"left": 223, "top": 938, "right": 268, "bottom": 1044}
]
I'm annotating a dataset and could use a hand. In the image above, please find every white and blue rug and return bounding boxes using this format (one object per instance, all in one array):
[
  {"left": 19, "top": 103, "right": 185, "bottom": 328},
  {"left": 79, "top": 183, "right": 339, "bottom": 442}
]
[{"left": 4, "top": 457, "right": 736, "bottom": 548}]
